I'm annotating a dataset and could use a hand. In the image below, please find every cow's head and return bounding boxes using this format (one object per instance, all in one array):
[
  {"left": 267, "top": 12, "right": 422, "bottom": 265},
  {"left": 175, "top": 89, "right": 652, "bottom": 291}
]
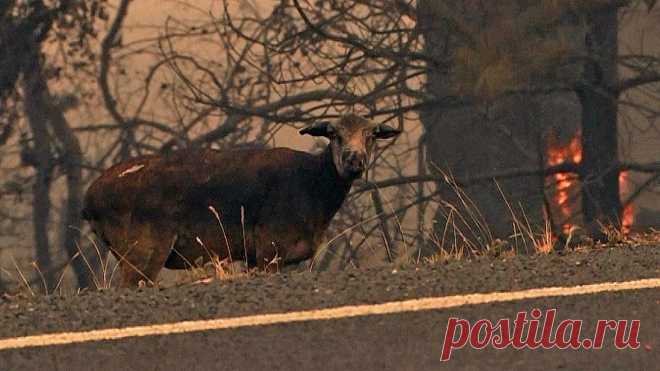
[{"left": 300, "top": 114, "right": 401, "bottom": 179}]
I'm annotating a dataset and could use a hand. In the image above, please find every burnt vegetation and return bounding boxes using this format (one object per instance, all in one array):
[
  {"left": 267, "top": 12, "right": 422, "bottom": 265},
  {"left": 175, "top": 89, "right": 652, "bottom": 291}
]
[{"left": 0, "top": 0, "right": 659, "bottom": 291}]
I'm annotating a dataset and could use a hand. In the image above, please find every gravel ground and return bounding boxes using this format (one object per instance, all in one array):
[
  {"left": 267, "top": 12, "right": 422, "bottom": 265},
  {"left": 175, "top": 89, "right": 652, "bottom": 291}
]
[{"left": 0, "top": 244, "right": 658, "bottom": 338}]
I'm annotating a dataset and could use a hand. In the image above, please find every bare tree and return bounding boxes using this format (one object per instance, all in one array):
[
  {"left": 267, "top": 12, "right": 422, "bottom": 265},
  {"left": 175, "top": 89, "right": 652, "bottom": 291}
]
[
  {"left": 1, "top": 0, "right": 109, "bottom": 290},
  {"left": 1, "top": 0, "right": 659, "bottom": 290},
  {"left": 95, "top": 0, "right": 659, "bottom": 260}
]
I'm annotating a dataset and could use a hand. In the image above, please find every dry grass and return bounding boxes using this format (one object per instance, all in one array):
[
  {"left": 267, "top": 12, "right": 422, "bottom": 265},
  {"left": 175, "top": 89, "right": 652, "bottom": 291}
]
[
  {"left": 625, "top": 227, "right": 660, "bottom": 244},
  {"left": 173, "top": 206, "right": 253, "bottom": 285},
  {"left": 77, "top": 230, "right": 120, "bottom": 291},
  {"left": 3, "top": 226, "right": 657, "bottom": 296},
  {"left": 175, "top": 256, "right": 251, "bottom": 286},
  {"left": 2, "top": 190, "right": 657, "bottom": 296},
  {"left": 1, "top": 205, "right": 257, "bottom": 294},
  {"left": 420, "top": 175, "right": 656, "bottom": 265},
  {"left": 423, "top": 225, "right": 659, "bottom": 267},
  {"left": 1, "top": 229, "right": 120, "bottom": 297},
  {"left": 421, "top": 173, "right": 556, "bottom": 263}
]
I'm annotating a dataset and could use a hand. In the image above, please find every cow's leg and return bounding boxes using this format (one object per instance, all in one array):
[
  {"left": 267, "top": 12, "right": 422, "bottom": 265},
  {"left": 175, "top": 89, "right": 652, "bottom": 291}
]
[{"left": 112, "top": 224, "right": 175, "bottom": 288}]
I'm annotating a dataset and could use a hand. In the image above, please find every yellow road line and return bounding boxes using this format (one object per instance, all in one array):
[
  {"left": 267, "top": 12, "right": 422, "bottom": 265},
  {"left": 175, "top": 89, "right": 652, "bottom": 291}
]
[{"left": 1, "top": 277, "right": 659, "bottom": 351}]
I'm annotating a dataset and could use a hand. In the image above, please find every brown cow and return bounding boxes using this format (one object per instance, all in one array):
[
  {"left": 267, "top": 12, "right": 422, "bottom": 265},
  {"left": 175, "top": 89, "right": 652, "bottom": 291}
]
[{"left": 82, "top": 114, "right": 401, "bottom": 287}]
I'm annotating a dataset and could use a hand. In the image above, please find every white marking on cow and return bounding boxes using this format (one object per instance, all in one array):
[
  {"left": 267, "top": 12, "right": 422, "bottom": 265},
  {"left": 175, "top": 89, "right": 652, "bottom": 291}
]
[
  {"left": 119, "top": 164, "right": 145, "bottom": 177},
  {"left": 0, "top": 277, "right": 658, "bottom": 350}
]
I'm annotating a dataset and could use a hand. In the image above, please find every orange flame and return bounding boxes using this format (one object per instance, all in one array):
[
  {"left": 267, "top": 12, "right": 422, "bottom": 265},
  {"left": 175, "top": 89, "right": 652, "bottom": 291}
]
[
  {"left": 547, "top": 135, "right": 582, "bottom": 234},
  {"left": 547, "top": 133, "right": 634, "bottom": 234},
  {"left": 620, "top": 171, "right": 634, "bottom": 234}
]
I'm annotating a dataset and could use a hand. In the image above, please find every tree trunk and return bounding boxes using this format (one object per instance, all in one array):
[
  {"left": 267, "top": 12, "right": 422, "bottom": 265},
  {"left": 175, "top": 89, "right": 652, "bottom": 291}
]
[
  {"left": 22, "top": 58, "right": 55, "bottom": 292},
  {"left": 416, "top": 0, "right": 550, "bottom": 249},
  {"left": 43, "top": 79, "right": 93, "bottom": 289},
  {"left": 576, "top": 5, "right": 621, "bottom": 238},
  {"left": 24, "top": 51, "right": 93, "bottom": 289}
]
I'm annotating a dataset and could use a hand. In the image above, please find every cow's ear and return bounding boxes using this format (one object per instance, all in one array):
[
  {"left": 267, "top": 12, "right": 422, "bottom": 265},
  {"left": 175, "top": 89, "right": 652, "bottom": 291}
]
[
  {"left": 373, "top": 124, "right": 401, "bottom": 139},
  {"left": 300, "top": 121, "right": 333, "bottom": 137}
]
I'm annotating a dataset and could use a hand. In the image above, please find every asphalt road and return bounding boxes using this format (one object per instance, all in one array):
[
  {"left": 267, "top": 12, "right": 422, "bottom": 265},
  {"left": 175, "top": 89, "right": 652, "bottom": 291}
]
[{"left": 0, "top": 245, "right": 658, "bottom": 370}]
